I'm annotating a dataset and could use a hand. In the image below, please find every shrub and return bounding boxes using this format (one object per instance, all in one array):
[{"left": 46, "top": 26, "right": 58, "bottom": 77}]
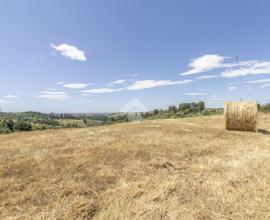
[
  {"left": 14, "top": 121, "right": 32, "bottom": 131},
  {"left": 153, "top": 109, "right": 159, "bottom": 115},
  {"left": 5, "top": 119, "right": 14, "bottom": 131},
  {"left": 179, "top": 102, "right": 205, "bottom": 114},
  {"left": 196, "top": 101, "right": 205, "bottom": 112},
  {"left": 261, "top": 103, "right": 270, "bottom": 112},
  {"left": 32, "top": 118, "right": 60, "bottom": 126},
  {"left": 179, "top": 103, "right": 192, "bottom": 113},
  {"left": 0, "top": 127, "right": 12, "bottom": 133},
  {"left": 168, "top": 105, "right": 177, "bottom": 113},
  {"left": 0, "top": 120, "right": 14, "bottom": 133}
]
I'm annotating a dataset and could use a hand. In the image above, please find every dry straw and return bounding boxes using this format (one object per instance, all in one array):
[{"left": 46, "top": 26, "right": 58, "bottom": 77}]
[{"left": 224, "top": 101, "right": 258, "bottom": 131}]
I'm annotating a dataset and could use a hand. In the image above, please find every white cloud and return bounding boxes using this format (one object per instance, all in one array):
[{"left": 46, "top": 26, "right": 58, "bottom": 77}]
[
  {"left": 51, "top": 43, "right": 86, "bottom": 61},
  {"left": 0, "top": 100, "right": 14, "bottom": 104},
  {"left": 109, "top": 79, "right": 127, "bottom": 86},
  {"left": 37, "top": 91, "right": 71, "bottom": 100},
  {"left": 127, "top": 79, "right": 192, "bottom": 90},
  {"left": 63, "top": 83, "right": 90, "bottom": 89},
  {"left": 4, "top": 95, "right": 18, "bottom": 98},
  {"left": 197, "top": 75, "right": 219, "bottom": 79},
  {"left": 245, "top": 78, "right": 270, "bottom": 84},
  {"left": 184, "top": 92, "right": 207, "bottom": 96},
  {"left": 81, "top": 79, "right": 192, "bottom": 94},
  {"left": 228, "top": 86, "right": 237, "bottom": 91},
  {"left": 57, "top": 81, "right": 65, "bottom": 85},
  {"left": 180, "top": 54, "right": 267, "bottom": 78},
  {"left": 181, "top": 54, "right": 227, "bottom": 76},
  {"left": 131, "top": 74, "right": 138, "bottom": 78},
  {"left": 46, "top": 88, "right": 56, "bottom": 91},
  {"left": 221, "top": 61, "right": 270, "bottom": 78},
  {"left": 261, "top": 83, "right": 270, "bottom": 88},
  {"left": 81, "top": 93, "right": 92, "bottom": 97},
  {"left": 82, "top": 88, "right": 124, "bottom": 94}
]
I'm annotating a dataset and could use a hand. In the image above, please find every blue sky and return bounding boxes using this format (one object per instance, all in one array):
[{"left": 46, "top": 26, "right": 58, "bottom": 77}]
[{"left": 0, "top": 0, "right": 270, "bottom": 113}]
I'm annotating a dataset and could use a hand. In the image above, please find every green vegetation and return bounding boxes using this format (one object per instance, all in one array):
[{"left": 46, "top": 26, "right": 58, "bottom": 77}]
[
  {"left": 13, "top": 121, "right": 33, "bottom": 131},
  {"left": 0, "top": 101, "right": 223, "bottom": 134},
  {"left": 141, "top": 101, "right": 221, "bottom": 120},
  {"left": 0, "top": 120, "right": 14, "bottom": 133},
  {"left": 1, "top": 100, "right": 267, "bottom": 135},
  {"left": 260, "top": 103, "right": 270, "bottom": 112}
]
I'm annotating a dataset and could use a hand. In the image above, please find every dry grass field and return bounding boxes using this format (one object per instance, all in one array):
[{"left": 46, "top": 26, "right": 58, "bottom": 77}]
[
  {"left": 58, "top": 119, "right": 85, "bottom": 127},
  {"left": 1, "top": 114, "right": 270, "bottom": 219}
]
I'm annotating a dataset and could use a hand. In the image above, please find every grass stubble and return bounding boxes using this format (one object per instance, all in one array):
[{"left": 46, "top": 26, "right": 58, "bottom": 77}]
[{"left": 0, "top": 114, "right": 270, "bottom": 219}]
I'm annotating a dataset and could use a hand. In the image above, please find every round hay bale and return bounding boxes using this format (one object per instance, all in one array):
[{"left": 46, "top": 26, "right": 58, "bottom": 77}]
[{"left": 224, "top": 101, "right": 258, "bottom": 131}]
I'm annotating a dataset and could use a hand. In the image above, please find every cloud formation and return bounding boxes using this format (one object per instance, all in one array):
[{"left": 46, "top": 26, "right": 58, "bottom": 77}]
[
  {"left": 63, "top": 83, "right": 90, "bottom": 89},
  {"left": 260, "top": 83, "right": 270, "bottom": 88},
  {"left": 82, "top": 88, "right": 124, "bottom": 94},
  {"left": 131, "top": 74, "right": 138, "bottom": 78},
  {"left": 228, "top": 86, "right": 237, "bottom": 91},
  {"left": 81, "top": 79, "right": 192, "bottom": 94},
  {"left": 37, "top": 91, "right": 71, "bottom": 100},
  {"left": 221, "top": 62, "right": 270, "bottom": 78},
  {"left": 184, "top": 92, "right": 207, "bottom": 96},
  {"left": 0, "top": 100, "right": 14, "bottom": 104},
  {"left": 51, "top": 43, "right": 86, "bottom": 61},
  {"left": 181, "top": 54, "right": 270, "bottom": 78},
  {"left": 109, "top": 79, "right": 127, "bottom": 86},
  {"left": 126, "top": 80, "right": 192, "bottom": 90},
  {"left": 181, "top": 54, "right": 227, "bottom": 76},
  {"left": 4, "top": 95, "right": 18, "bottom": 98},
  {"left": 245, "top": 78, "right": 270, "bottom": 84},
  {"left": 196, "top": 75, "right": 219, "bottom": 80}
]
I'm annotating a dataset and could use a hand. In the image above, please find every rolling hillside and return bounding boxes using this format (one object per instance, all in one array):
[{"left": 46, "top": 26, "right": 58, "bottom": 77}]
[{"left": 1, "top": 115, "right": 270, "bottom": 219}]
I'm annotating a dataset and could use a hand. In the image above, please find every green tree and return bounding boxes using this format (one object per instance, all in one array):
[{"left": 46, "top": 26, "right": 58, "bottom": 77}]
[
  {"left": 6, "top": 119, "right": 14, "bottom": 131},
  {"left": 179, "top": 103, "right": 191, "bottom": 113},
  {"left": 261, "top": 103, "right": 270, "bottom": 112},
  {"left": 153, "top": 109, "right": 159, "bottom": 115},
  {"left": 196, "top": 101, "right": 205, "bottom": 112},
  {"left": 0, "top": 120, "right": 13, "bottom": 133},
  {"left": 14, "top": 121, "right": 32, "bottom": 131},
  {"left": 168, "top": 105, "right": 177, "bottom": 113}
]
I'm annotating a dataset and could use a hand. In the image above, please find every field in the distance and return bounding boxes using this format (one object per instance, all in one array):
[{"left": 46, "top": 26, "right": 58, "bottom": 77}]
[{"left": 1, "top": 114, "right": 270, "bottom": 219}]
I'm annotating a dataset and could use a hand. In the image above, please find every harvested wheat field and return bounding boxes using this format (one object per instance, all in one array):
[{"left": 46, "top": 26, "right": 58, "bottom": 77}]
[{"left": 1, "top": 115, "right": 270, "bottom": 219}]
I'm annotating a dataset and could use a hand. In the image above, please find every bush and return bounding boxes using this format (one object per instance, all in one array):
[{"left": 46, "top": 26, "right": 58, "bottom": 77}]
[
  {"left": 5, "top": 119, "right": 14, "bottom": 131},
  {"left": 168, "top": 105, "right": 177, "bottom": 113},
  {"left": 14, "top": 121, "right": 32, "bottom": 131},
  {"left": 179, "top": 102, "right": 205, "bottom": 114},
  {"left": 0, "top": 120, "right": 14, "bottom": 133},
  {"left": 261, "top": 103, "right": 270, "bottom": 112},
  {"left": 196, "top": 101, "right": 205, "bottom": 112},
  {"left": 0, "top": 125, "right": 12, "bottom": 134},
  {"left": 32, "top": 118, "right": 60, "bottom": 126},
  {"left": 179, "top": 103, "right": 192, "bottom": 114},
  {"left": 153, "top": 109, "right": 159, "bottom": 115}
]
